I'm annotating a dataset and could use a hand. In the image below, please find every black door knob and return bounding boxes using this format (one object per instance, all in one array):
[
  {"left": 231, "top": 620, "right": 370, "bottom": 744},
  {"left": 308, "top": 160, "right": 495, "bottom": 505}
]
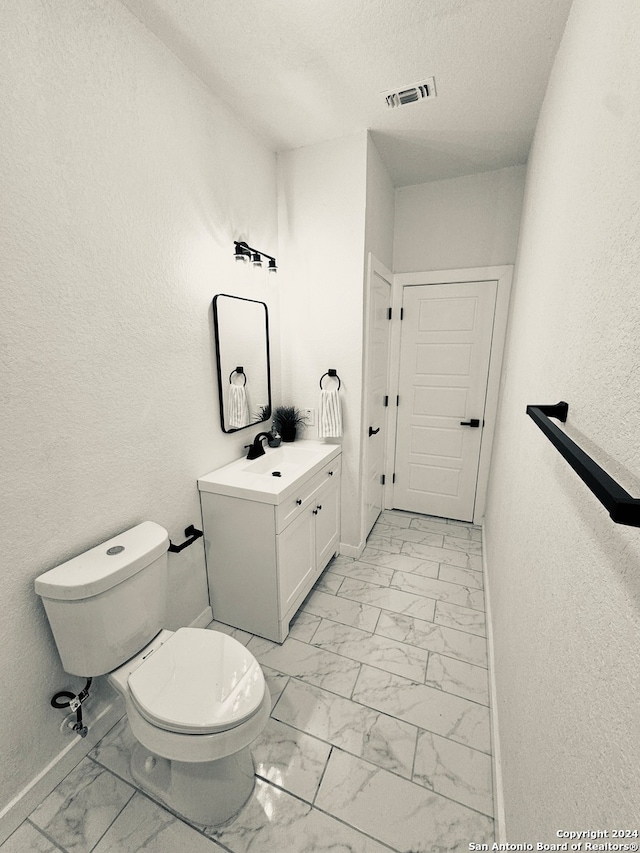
[
  {"left": 368, "top": 426, "right": 380, "bottom": 437},
  {"left": 460, "top": 419, "right": 481, "bottom": 428}
]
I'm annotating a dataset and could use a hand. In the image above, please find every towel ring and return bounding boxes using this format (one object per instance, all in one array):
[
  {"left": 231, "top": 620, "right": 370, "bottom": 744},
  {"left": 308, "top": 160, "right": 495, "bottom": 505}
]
[
  {"left": 319, "top": 369, "right": 341, "bottom": 390},
  {"left": 229, "top": 366, "right": 247, "bottom": 386}
]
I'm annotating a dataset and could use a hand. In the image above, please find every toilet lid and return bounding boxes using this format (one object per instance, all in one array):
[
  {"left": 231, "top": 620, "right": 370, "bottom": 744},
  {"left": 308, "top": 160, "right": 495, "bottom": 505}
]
[{"left": 128, "top": 628, "right": 265, "bottom": 735}]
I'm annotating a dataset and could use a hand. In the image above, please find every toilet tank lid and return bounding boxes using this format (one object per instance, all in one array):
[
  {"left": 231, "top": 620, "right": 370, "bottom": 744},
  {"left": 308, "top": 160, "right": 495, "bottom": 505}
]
[{"left": 34, "top": 521, "right": 169, "bottom": 601}]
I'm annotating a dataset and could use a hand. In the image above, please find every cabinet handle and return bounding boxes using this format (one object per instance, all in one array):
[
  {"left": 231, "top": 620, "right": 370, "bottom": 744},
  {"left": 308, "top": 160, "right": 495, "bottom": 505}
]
[
  {"left": 316, "top": 505, "right": 322, "bottom": 511},
  {"left": 296, "top": 499, "right": 302, "bottom": 505},
  {"left": 313, "top": 509, "right": 318, "bottom": 515},
  {"left": 327, "top": 470, "right": 334, "bottom": 476}
]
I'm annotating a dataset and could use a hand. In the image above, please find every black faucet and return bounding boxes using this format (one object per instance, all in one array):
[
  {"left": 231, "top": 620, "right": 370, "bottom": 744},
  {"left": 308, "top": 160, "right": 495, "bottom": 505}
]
[{"left": 245, "top": 433, "right": 272, "bottom": 460}]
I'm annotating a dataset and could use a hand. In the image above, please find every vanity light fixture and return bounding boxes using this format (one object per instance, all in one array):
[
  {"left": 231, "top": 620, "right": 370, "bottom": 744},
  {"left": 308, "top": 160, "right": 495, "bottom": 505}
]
[{"left": 234, "top": 241, "right": 277, "bottom": 274}]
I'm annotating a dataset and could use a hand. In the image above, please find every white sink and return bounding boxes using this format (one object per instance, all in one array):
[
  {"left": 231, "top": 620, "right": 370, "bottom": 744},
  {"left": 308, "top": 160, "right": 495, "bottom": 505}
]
[
  {"left": 242, "top": 444, "right": 328, "bottom": 476},
  {"left": 198, "top": 440, "right": 341, "bottom": 504}
]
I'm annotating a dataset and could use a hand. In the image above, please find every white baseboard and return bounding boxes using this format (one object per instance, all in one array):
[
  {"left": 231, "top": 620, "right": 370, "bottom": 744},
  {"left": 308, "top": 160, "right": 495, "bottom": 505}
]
[
  {"left": 0, "top": 695, "right": 125, "bottom": 845},
  {"left": 481, "top": 519, "right": 507, "bottom": 843},
  {"left": 0, "top": 606, "right": 214, "bottom": 845},
  {"left": 339, "top": 539, "right": 366, "bottom": 559},
  {"left": 190, "top": 605, "right": 213, "bottom": 629}
]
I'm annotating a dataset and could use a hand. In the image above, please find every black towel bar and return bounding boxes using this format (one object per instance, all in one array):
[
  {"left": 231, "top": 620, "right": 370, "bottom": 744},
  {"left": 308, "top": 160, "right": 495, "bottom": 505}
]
[
  {"left": 526, "top": 402, "right": 640, "bottom": 528},
  {"left": 168, "top": 525, "right": 204, "bottom": 553}
]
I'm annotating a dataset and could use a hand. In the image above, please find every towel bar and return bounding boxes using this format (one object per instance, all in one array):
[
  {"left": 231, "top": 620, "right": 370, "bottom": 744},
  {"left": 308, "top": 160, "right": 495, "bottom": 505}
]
[{"left": 526, "top": 402, "right": 640, "bottom": 528}]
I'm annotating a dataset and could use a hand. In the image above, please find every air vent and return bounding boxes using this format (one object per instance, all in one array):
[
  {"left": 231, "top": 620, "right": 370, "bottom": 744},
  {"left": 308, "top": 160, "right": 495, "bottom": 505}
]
[{"left": 383, "top": 77, "right": 436, "bottom": 109}]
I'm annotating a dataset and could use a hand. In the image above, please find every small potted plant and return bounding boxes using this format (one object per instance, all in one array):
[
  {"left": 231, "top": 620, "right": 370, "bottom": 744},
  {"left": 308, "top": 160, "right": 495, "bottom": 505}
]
[{"left": 272, "top": 406, "right": 307, "bottom": 442}]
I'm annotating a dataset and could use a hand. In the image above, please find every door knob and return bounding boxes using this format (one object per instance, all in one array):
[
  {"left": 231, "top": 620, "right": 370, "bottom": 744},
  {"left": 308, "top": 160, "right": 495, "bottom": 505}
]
[
  {"left": 368, "top": 426, "right": 380, "bottom": 437},
  {"left": 460, "top": 419, "right": 481, "bottom": 428}
]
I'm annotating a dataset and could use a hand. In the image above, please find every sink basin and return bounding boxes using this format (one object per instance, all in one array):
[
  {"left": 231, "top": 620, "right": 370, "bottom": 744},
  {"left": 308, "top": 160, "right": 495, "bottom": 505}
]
[
  {"left": 242, "top": 444, "right": 328, "bottom": 476},
  {"left": 198, "top": 440, "right": 341, "bottom": 504}
]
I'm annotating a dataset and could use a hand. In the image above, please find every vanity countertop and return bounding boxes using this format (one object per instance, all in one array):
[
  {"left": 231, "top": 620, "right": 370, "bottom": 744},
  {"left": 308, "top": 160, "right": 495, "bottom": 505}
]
[{"left": 198, "top": 440, "right": 341, "bottom": 505}]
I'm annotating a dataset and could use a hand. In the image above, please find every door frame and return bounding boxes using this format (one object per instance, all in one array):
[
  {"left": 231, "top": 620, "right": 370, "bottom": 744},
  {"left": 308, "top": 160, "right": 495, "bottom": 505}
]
[
  {"left": 386, "top": 265, "right": 513, "bottom": 524},
  {"left": 354, "top": 253, "right": 393, "bottom": 556}
]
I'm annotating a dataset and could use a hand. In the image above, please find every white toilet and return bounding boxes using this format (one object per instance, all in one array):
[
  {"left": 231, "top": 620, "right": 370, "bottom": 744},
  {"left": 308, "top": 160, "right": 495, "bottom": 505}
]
[{"left": 34, "top": 521, "right": 270, "bottom": 826}]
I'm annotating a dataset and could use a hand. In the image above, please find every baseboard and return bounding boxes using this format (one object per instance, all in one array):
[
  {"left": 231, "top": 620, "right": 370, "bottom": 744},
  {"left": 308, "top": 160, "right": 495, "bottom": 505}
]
[
  {"left": 481, "top": 518, "right": 507, "bottom": 843},
  {"left": 339, "top": 539, "right": 366, "bottom": 559},
  {"left": 190, "top": 605, "right": 213, "bottom": 629},
  {"left": 0, "top": 694, "right": 125, "bottom": 845}
]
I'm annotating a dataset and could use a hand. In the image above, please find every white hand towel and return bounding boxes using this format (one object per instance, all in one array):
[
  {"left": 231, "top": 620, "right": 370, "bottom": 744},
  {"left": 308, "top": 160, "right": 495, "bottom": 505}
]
[
  {"left": 318, "top": 388, "right": 343, "bottom": 438},
  {"left": 228, "top": 384, "right": 250, "bottom": 429}
]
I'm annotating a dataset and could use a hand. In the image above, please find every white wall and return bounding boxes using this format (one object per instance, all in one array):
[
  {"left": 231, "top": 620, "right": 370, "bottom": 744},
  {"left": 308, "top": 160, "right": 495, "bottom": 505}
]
[
  {"left": 365, "top": 135, "right": 395, "bottom": 272},
  {"left": 0, "top": 0, "right": 278, "bottom": 817},
  {"left": 277, "top": 133, "right": 368, "bottom": 550},
  {"left": 485, "top": 0, "right": 640, "bottom": 837},
  {"left": 394, "top": 166, "right": 526, "bottom": 273}
]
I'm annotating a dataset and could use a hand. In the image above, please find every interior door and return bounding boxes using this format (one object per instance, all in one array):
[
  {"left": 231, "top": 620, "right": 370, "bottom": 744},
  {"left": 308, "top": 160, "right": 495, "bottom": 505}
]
[
  {"left": 363, "top": 259, "right": 392, "bottom": 538},
  {"left": 393, "top": 281, "right": 497, "bottom": 522}
]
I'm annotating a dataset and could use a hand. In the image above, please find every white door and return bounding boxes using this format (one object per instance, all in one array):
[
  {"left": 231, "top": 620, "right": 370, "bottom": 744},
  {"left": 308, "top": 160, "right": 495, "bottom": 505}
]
[
  {"left": 363, "top": 258, "right": 392, "bottom": 538},
  {"left": 393, "top": 281, "right": 497, "bottom": 522}
]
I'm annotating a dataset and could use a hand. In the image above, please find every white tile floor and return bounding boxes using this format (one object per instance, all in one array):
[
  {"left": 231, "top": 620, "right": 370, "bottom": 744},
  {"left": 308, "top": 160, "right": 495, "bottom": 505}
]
[{"left": 2, "top": 511, "right": 494, "bottom": 853}]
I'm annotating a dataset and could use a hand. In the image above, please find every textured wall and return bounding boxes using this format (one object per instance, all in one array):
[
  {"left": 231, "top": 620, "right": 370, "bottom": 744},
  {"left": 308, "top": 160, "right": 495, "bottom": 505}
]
[
  {"left": 485, "top": 0, "right": 640, "bottom": 837},
  {"left": 365, "top": 135, "right": 395, "bottom": 273},
  {"left": 0, "top": 0, "right": 277, "bottom": 812},
  {"left": 277, "top": 133, "right": 368, "bottom": 550},
  {"left": 394, "top": 165, "right": 526, "bottom": 273}
]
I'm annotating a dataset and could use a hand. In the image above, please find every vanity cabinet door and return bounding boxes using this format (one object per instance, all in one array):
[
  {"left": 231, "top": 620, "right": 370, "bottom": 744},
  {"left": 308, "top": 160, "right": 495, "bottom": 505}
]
[
  {"left": 314, "top": 476, "right": 341, "bottom": 571},
  {"left": 278, "top": 507, "right": 316, "bottom": 615}
]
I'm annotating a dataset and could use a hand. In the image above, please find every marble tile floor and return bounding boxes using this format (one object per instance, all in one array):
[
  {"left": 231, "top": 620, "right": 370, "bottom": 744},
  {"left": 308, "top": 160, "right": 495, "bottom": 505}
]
[{"left": 2, "top": 510, "right": 494, "bottom": 853}]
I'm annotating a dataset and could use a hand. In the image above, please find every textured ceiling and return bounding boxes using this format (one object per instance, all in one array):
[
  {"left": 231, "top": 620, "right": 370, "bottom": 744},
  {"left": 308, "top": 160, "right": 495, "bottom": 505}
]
[{"left": 121, "top": 0, "right": 574, "bottom": 186}]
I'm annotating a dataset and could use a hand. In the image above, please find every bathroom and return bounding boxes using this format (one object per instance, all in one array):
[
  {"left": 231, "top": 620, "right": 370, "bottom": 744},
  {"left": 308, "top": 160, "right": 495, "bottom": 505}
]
[{"left": 2, "top": 0, "right": 640, "bottom": 849}]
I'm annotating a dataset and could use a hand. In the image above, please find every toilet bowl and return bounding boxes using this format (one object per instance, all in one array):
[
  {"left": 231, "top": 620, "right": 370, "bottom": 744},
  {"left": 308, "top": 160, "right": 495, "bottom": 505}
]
[
  {"left": 109, "top": 627, "right": 270, "bottom": 825},
  {"left": 34, "top": 521, "right": 270, "bottom": 826}
]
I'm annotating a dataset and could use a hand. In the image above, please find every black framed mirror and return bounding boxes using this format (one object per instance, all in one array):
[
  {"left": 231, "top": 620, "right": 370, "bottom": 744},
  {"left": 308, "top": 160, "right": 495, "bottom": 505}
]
[{"left": 212, "top": 293, "right": 271, "bottom": 433}]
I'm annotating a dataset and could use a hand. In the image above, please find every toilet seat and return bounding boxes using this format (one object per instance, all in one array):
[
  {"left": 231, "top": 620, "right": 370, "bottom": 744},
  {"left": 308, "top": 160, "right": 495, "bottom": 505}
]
[{"left": 127, "top": 628, "right": 265, "bottom": 735}]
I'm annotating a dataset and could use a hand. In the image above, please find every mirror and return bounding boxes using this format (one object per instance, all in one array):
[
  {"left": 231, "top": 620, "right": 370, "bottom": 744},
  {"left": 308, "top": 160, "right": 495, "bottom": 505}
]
[{"left": 212, "top": 293, "right": 271, "bottom": 433}]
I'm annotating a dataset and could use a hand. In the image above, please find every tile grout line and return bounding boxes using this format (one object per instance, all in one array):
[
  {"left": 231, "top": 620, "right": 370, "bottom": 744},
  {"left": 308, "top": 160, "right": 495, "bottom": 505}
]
[
  {"left": 306, "top": 590, "right": 486, "bottom": 642},
  {"left": 24, "top": 819, "right": 69, "bottom": 853},
  {"left": 312, "top": 745, "right": 494, "bottom": 832},
  {"left": 333, "top": 581, "right": 485, "bottom": 619},
  {"left": 295, "top": 623, "right": 487, "bottom": 703}
]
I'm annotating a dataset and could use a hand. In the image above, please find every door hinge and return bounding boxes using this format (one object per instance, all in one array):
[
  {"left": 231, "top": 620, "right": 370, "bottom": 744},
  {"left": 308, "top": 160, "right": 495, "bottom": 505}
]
[
  {"left": 381, "top": 474, "right": 386, "bottom": 485},
  {"left": 392, "top": 473, "right": 396, "bottom": 484},
  {"left": 388, "top": 307, "right": 392, "bottom": 320},
  {"left": 384, "top": 395, "right": 389, "bottom": 407},
  {"left": 396, "top": 395, "right": 400, "bottom": 406},
  {"left": 400, "top": 307, "right": 404, "bottom": 320}
]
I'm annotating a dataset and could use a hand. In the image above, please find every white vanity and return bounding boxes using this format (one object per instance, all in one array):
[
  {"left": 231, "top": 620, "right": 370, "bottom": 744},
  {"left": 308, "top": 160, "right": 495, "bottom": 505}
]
[{"left": 198, "top": 441, "right": 341, "bottom": 642}]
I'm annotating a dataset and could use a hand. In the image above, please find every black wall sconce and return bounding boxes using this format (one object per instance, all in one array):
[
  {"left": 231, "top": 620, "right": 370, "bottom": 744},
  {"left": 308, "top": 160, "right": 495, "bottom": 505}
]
[{"left": 234, "top": 241, "right": 277, "bottom": 273}]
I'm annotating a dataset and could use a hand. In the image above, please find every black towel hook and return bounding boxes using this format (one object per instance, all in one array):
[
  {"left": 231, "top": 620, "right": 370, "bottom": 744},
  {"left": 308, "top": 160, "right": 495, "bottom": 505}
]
[
  {"left": 319, "top": 368, "right": 341, "bottom": 390},
  {"left": 229, "top": 366, "right": 247, "bottom": 386}
]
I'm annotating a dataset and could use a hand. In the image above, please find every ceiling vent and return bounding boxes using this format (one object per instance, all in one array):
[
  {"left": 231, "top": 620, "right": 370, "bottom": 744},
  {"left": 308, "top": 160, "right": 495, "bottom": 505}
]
[{"left": 383, "top": 77, "right": 436, "bottom": 109}]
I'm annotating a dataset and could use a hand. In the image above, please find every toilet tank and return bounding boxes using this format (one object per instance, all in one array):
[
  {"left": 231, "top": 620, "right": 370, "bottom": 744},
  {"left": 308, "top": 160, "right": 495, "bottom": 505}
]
[{"left": 35, "top": 522, "right": 169, "bottom": 677}]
